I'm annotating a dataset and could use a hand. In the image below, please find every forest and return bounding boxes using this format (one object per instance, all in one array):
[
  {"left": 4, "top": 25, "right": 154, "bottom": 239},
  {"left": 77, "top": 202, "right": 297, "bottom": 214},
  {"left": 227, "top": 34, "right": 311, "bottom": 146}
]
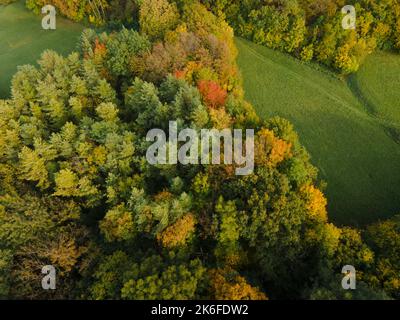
[{"left": 0, "top": 0, "right": 399, "bottom": 300}]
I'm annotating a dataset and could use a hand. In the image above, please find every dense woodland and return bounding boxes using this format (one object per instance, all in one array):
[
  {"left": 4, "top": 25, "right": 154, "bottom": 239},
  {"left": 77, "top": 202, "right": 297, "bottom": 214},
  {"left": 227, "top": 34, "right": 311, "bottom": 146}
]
[
  {"left": 203, "top": 0, "right": 400, "bottom": 74},
  {"left": 0, "top": 0, "right": 399, "bottom": 300}
]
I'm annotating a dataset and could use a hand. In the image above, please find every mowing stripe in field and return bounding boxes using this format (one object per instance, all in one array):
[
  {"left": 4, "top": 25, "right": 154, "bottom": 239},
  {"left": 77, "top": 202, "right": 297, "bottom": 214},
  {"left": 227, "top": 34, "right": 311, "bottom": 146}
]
[{"left": 236, "top": 37, "right": 400, "bottom": 225}]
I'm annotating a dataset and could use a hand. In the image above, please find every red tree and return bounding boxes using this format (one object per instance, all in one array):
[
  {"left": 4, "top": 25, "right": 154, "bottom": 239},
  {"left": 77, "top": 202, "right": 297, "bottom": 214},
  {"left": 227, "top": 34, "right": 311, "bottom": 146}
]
[{"left": 197, "top": 80, "right": 227, "bottom": 108}]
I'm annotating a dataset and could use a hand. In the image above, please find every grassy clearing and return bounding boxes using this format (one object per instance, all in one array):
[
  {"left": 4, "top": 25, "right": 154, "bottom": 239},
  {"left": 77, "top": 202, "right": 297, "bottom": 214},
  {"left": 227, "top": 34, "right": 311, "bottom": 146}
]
[
  {"left": 236, "top": 37, "right": 400, "bottom": 225},
  {"left": 0, "top": 1, "right": 84, "bottom": 98},
  {"left": 348, "top": 51, "right": 400, "bottom": 127}
]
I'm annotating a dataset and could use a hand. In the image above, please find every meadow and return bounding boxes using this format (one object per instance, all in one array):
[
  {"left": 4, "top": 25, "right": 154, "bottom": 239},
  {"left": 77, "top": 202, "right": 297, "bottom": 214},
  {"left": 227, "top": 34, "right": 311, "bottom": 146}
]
[
  {"left": 236, "top": 38, "right": 400, "bottom": 225},
  {"left": 0, "top": 1, "right": 84, "bottom": 98},
  {"left": 349, "top": 51, "right": 400, "bottom": 127}
]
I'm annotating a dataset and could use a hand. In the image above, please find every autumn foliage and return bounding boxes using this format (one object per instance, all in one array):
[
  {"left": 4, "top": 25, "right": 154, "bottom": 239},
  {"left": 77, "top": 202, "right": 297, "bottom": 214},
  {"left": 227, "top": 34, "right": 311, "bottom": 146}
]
[
  {"left": 197, "top": 80, "right": 227, "bottom": 108},
  {"left": 1, "top": 0, "right": 399, "bottom": 301},
  {"left": 157, "top": 213, "right": 196, "bottom": 248},
  {"left": 300, "top": 184, "right": 328, "bottom": 222},
  {"left": 255, "top": 128, "right": 292, "bottom": 167},
  {"left": 209, "top": 268, "right": 268, "bottom": 300}
]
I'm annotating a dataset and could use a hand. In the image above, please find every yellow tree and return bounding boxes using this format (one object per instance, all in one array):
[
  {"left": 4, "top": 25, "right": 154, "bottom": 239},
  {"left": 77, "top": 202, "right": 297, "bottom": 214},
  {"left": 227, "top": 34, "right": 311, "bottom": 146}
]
[
  {"left": 209, "top": 268, "right": 267, "bottom": 300},
  {"left": 139, "top": 0, "right": 179, "bottom": 40}
]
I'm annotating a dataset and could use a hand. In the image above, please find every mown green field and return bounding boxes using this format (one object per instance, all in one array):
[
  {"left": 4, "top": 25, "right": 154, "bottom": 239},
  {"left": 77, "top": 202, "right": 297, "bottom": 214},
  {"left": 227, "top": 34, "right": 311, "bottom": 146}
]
[
  {"left": 236, "top": 37, "right": 400, "bottom": 225},
  {"left": 0, "top": 1, "right": 84, "bottom": 98},
  {"left": 349, "top": 51, "right": 400, "bottom": 126}
]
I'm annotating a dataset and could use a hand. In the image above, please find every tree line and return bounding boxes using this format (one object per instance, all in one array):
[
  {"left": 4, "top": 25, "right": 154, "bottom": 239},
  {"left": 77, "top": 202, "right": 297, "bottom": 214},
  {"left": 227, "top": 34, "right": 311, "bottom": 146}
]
[{"left": 202, "top": 0, "right": 400, "bottom": 74}]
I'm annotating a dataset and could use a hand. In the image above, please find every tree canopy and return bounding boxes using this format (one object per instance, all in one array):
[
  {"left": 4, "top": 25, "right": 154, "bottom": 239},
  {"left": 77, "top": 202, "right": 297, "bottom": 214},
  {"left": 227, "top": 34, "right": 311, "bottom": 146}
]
[{"left": 0, "top": 0, "right": 399, "bottom": 300}]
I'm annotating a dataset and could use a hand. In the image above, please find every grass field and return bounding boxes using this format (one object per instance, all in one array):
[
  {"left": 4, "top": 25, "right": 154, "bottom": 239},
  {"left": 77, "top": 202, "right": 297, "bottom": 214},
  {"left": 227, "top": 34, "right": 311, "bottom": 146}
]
[
  {"left": 349, "top": 51, "right": 400, "bottom": 127},
  {"left": 0, "top": 1, "right": 84, "bottom": 98},
  {"left": 236, "top": 38, "right": 400, "bottom": 225}
]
